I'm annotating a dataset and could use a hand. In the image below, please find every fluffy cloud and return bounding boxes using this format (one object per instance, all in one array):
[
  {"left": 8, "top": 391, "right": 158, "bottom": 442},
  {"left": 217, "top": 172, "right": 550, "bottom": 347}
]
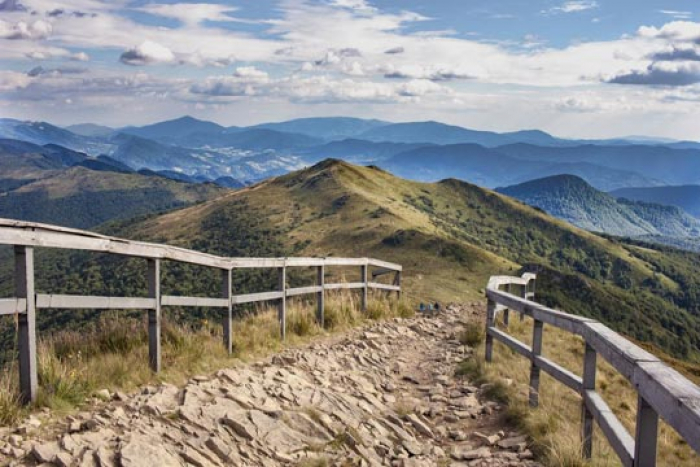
[
  {"left": 606, "top": 61, "right": 700, "bottom": 86},
  {"left": 120, "top": 40, "right": 175, "bottom": 66},
  {"left": 0, "top": 19, "right": 52, "bottom": 40},
  {"left": 232, "top": 66, "right": 269, "bottom": 81},
  {"left": 650, "top": 45, "right": 700, "bottom": 62}
]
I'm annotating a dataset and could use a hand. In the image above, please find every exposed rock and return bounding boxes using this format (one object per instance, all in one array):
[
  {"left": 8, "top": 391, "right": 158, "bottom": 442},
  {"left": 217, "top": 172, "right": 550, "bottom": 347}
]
[{"left": 120, "top": 439, "right": 182, "bottom": 467}]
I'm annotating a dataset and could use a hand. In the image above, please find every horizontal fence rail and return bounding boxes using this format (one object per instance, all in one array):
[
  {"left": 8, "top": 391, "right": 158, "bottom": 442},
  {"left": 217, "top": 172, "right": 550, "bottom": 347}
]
[
  {"left": 0, "top": 219, "right": 402, "bottom": 404},
  {"left": 484, "top": 273, "right": 700, "bottom": 466}
]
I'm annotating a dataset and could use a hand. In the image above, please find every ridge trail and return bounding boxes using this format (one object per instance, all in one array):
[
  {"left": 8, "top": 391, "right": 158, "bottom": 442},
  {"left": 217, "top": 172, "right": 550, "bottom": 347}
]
[{"left": 2, "top": 305, "right": 540, "bottom": 467}]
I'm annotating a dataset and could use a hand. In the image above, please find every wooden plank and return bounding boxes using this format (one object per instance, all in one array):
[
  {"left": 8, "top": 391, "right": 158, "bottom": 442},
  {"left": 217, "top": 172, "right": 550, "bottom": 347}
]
[
  {"left": 368, "top": 282, "right": 401, "bottom": 292},
  {"left": 15, "top": 246, "right": 37, "bottom": 404},
  {"left": 229, "top": 258, "right": 285, "bottom": 268},
  {"left": 584, "top": 390, "right": 635, "bottom": 467},
  {"left": 487, "top": 288, "right": 594, "bottom": 334},
  {"left": 324, "top": 282, "right": 365, "bottom": 290},
  {"left": 322, "top": 257, "right": 367, "bottom": 266},
  {"left": 487, "top": 327, "right": 532, "bottom": 359},
  {"left": 367, "top": 258, "right": 402, "bottom": 271},
  {"left": 0, "top": 298, "right": 26, "bottom": 315},
  {"left": 161, "top": 296, "right": 230, "bottom": 307},
  {"left": 36, "top": 294, "right": 157, "bottom": 310},
  {"left": 284, "top": 258, "right": 325, "bottom": 267},
  {"left": 632, "top": 361, "right": 700, "bottom": 455},
  {"left": 583, "top": 322, "right": 660, "bottom": 380},
  {"left": 485, "top": 299, "right": 496, "bottom": 362},
  {"left": 534, "top": 355, "right": 583, "bottom": 393},
  {"left": 230, "top": 291, "right": 284, "bottom": 305},
  {"left": 286, "top": 286, "right": 323, "bottom": 297}
]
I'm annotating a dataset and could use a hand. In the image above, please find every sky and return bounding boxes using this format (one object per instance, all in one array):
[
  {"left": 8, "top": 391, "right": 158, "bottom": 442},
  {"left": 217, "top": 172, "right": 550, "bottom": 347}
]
[{"left": 0, "top": 0, "right": 699, "bottom": 140}]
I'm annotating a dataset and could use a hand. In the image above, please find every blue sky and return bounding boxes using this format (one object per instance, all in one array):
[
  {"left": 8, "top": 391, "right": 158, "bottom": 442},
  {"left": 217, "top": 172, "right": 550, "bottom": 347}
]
[{"left": 1, "top": 0, "right": 699, "bottom": 139}]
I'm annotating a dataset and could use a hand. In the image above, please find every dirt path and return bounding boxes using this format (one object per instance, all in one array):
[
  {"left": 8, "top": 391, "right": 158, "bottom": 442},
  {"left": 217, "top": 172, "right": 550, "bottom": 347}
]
[{"left": 1, "top": 304, "right": 541, "bottom": 467}]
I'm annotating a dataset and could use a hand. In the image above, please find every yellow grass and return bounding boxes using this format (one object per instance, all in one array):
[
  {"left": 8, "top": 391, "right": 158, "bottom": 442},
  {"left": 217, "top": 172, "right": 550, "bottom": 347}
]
[
  {"left": 474, "top": 316, "right": 699, "bottom": 466},
  {"left": 0, "top": 290, "right": 412, "bottom": 426}
]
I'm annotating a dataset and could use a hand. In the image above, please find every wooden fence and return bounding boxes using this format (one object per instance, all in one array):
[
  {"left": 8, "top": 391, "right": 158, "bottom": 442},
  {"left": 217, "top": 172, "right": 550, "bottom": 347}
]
[
  {"left": 0, "top": 219, "right": 402, "bottom": 404},
  {"left": 485, "top": 273, "right": 700, "bottom": 466}
]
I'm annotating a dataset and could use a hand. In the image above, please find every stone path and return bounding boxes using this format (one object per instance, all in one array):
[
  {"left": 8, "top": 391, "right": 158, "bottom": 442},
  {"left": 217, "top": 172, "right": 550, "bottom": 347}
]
[{"left": 1, "top": 304, "right": 541, "bottom": 466}]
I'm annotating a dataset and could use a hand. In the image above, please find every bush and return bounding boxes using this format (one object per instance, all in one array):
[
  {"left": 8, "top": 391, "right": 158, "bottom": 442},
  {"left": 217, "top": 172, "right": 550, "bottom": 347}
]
[{"left": 459, "top": 323, "right": 484, "bottom": 347}]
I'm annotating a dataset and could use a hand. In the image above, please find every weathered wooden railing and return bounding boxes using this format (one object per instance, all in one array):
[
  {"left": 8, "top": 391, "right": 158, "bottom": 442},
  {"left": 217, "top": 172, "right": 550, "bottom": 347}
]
[
  {"left": 485, "top": 273, "right": 700, "bottom": 467},
  {"left": 0, "top": 219, "right": 401, "bottom": 404}
]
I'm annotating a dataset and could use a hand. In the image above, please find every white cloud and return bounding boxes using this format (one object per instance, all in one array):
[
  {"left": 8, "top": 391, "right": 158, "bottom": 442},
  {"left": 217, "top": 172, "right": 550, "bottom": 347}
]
[
  {"left": 0, "top": 19, "right": 52, "bottom": 40},
  {"left": 138, "top": 3, "right": 238, "bottom": 27},
  {"left": 232, "top": 66, "right": 269, "bottom": 82},
  {"left": 70, "top": 51, "right": 90, "bottom": 61},
  {"left": 120, "top": 40, "right": 175, "bottom": 66},
  {"left": 659, "top": 10, "right": 693, "bottom": 20},
  {"left": 544, "top": 1, "right": 599, "bottom": 15},
  {"left": 383, "top": 64, "right": 478, "bottom": 81}
]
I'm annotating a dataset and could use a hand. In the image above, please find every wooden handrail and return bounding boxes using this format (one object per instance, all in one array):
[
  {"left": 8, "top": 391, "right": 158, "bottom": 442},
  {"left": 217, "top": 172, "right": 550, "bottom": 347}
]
[
  {"left": 0, "top": 219, "right": 402, "bottom": 404},
  {"left": 485, "top": 273, "right": 700, "bottom": 466}
]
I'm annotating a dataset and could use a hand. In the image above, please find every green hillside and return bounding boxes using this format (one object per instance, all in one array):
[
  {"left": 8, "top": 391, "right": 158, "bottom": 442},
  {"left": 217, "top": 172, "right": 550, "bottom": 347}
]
[
  {"left": 498, "top": 174, "right": 700, "bottom": 237},
  {"left": 0, "top": 166, "right": 226, "bottom": 229},
  {"left": 2, "top": 160, "right": 700, "bottom": 363}
]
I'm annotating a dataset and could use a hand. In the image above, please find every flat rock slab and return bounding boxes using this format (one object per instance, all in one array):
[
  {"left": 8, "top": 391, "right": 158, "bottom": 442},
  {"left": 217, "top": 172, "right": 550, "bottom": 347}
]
[{"left": 4, "top": 304, "right": 541, "bottom": 467}]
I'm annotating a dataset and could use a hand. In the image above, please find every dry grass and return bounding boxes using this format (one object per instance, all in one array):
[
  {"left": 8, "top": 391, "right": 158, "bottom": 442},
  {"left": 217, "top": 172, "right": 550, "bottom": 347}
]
[
  {"left": 0, "top": 290, "right": 413, "bottom": 426},
  {"left": 475, "top": 315, "right": 699, "bottom": 467}
]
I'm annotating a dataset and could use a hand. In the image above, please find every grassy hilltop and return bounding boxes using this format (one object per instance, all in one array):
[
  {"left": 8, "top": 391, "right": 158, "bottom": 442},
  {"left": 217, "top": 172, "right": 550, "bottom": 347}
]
[{"left": 2, "top": 159, "right": 700, "bottom": 364}]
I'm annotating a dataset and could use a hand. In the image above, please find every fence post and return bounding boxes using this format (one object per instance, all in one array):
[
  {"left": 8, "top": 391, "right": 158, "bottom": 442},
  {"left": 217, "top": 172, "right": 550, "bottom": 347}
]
[
  {"left": 394, "top": 270, "right": 401, "bottom": 299},
  {"left": 503, "top": 284, "right": 511, "bottom": 326},
  {"left": 485, "top": 298, "right": 496, "bottom": 362},
  {"left": 147, "top": 259, "right": 161, "bottom": 372},
  {"left": 316, "top": 265, "right": 324, "bottom": 327},
  {"left": 278, "top": 264, "right": 286, "bottom": 340},
  {"left": 529, "top": 317, "right": 543, "bottom": 407},
  {"left": 519, "top": 284, "right": 527, "bottom": 321},
  {"left": 15, "top": 246, "right": 37, "bottom": 404},
  {"left": 634, "top": 396, "right": 658, "bottom": 466},
  {"left": 361, "top": 263, "right": 368, "bottom": 312},
  {"left": 582, "top": 342, "right": 597, "bottom": 459},
  {"left": 222, "top": 269, "right": 232, "bottom": 354}
]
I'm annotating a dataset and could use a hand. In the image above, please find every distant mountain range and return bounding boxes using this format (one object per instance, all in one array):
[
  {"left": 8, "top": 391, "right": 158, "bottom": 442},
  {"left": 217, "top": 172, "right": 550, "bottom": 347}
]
[
  {"left": 498, "top": 175, "right": 700, "bottom": 237},
  {"left": 1, "top": 115, "right": 699, "bottom": 193},
  {"left": 611, "top": 185, "right": 700, "bottom": 219}
]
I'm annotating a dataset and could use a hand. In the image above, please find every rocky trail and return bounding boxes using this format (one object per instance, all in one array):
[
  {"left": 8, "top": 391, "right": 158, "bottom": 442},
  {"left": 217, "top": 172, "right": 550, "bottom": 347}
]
[{"left": 1, "top": 304, "right": 541, "bottom": 467}]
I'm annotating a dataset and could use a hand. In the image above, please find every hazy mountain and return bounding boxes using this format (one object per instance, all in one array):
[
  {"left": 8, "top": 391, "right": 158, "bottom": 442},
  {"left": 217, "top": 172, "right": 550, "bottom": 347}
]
[
  {"left": 121, "top": 116, "right": 226, "bottom": 143},
  {"left": 495, "top": 143, "right": 700, "bottom": 185},
  {"left": 65, "top": 123, "right": 115, "bottom": 138},
  {"left": 358, "top": 121, "right": 562, "bottom": 147},
  {"left": 302, "top": 139, "right": 431, "bottom": 164},
  {"left": 252, "top": 117, "right": 388, "bottom": 140},
  {"left": 108, "top": 133, "right": 207, "bottom": 173},
  {"left": 0, "top": 119, "right": 110, "bottom": 155},
  {"left": 498, "top": 175, "right": 700, "bottom": 237},
  {"left": 378, "top": 143, "right": 656, "bottom": 190},
  {"left": 611, "top": 185, "right": 700, "bottom": 218},
  {"left": 510, "top": 161, "right": 661, "bottom": 191}
]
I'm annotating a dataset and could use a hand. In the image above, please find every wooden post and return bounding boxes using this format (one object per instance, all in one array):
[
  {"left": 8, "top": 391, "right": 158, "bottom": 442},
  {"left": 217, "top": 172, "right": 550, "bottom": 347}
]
[
  {"left": 278, "top": 265, "right": 286, "bottom": 340},
  {"left": 582, "top": 342, "right": 597, "bottom": 459},
  {"left": 360, "top": 264, "right": 368, "bottom": 312},
  {"left": 529, "top": 318, "right": 543, "bottom": 407},
  {"left": 316, "top": 265, "right": 324, "bottom": 327},
  {"left": 15, "top": 246, "right": 37, "bottom": 404},
  {"left": 147, "top": 259, "right": 161, "bottom": 372},
  {"left": 222, "top": 269, "right": 232, "bottom": 354},
  {"left": 634, "top": 396, "right": 658, "bottom": 467},
  {"left": 503, "top": 284, "right": 511, "bottom": 326},
  {"left": 485, "top": 298, "right": 496, "bottom": 362},
  {"left": 519, "top": 284, "right": 526, "bottom": 321},
  {"left": 394, "top": 270, "right": 401, "bottom": 300}
]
